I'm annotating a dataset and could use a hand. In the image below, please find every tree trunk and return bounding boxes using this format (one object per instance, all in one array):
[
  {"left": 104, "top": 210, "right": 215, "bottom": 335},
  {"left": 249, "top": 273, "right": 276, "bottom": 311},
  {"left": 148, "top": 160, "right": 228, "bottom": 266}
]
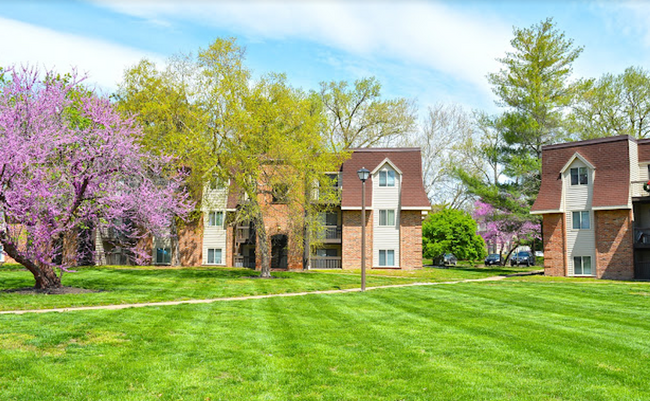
[
  {"left": 255, "top": 212, "right": 272, "bottom": 278},
  {"left": 170, "top": 217, "right": 181, "bottom": 267},
  {"left": 0, "top": 238, "right": 62, "bottom": 289}
]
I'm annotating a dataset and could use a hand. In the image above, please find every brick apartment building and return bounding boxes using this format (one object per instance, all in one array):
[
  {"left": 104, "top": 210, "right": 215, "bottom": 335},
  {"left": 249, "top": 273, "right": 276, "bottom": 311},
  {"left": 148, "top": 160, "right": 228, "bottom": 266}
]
[
  {"left": 95, "top": 148, "right": 431, "bottom": 270},
  {"left": 532, "top": 135, "right": 650, "bottom": 279}
]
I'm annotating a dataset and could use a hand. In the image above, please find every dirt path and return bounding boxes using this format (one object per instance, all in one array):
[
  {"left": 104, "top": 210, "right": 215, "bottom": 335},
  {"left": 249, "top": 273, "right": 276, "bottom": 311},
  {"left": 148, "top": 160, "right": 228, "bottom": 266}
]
[{"left": 0, "top": 275, "right": 507, "bottom": 315}]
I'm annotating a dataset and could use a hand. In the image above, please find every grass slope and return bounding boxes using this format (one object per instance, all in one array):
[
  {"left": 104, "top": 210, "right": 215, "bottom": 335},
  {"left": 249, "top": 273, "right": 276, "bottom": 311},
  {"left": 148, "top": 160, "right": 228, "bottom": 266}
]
[{"left": 1, "top": 279, "right": 650, "bottom": 400}]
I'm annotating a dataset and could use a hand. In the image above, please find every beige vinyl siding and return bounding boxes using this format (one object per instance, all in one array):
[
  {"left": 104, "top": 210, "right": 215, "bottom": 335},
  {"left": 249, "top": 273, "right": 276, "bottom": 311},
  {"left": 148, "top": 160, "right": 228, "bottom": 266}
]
[
  {"left": 563, "top": 159, "right": 596, "bottom": 276},
  {"left": 202, "top": 186, "right": 228, "bottom": 265},
  {"left": 372, "top": 163, "right": 400, "bottom": 267},
  {"left": 630, "top": 141, "right": 641, "bottom": 197}
]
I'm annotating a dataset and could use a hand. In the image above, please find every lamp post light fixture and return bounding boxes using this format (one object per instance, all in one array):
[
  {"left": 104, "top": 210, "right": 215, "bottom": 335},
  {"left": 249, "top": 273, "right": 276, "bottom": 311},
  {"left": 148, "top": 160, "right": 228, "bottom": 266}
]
[{"left": 357, "top": 167, "right": 370, "bottom": 291}]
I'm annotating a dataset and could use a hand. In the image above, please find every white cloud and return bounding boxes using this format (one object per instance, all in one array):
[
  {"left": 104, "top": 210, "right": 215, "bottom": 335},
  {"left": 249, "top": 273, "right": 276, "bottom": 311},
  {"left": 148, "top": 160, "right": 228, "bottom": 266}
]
[
  {"left": 0, "top": 17, "right": 163, "bottom": 92},
  {"left": 91, "top": 1, "right": 512, "bottom": 95}
]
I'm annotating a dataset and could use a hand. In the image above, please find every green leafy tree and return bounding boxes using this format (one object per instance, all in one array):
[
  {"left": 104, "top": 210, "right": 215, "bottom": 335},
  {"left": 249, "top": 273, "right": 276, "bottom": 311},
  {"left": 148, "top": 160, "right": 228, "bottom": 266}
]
[
  {"left": 422, "top": 208, "right": 486, "bottom": 261},
  {"left": 569, "top": 66, "right": 650, "bottom": 140},
  {"left": 116, "top": 38, "right": 343, "bottom": 277},
  {"left": 488, "top": 17, "right": 583, "bottom": 197},
  {"left": 318, "top": 77, "right": 416, "bottom": 150}
]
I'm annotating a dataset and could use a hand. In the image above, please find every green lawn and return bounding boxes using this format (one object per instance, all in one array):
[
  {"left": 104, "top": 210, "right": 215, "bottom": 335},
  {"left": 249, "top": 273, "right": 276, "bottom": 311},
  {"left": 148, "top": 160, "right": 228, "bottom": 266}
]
[
  {"left": 1, "top": 278, "right": 650, "bottom": 400},
  {"left": 0, "top": 264, "right": 536, "bottom": 311}
]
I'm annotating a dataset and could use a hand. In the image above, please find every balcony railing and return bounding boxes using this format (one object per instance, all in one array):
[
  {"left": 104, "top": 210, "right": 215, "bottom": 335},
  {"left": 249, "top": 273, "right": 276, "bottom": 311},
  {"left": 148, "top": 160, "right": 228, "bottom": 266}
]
[
  {"left": 632, "top": 181, "right": 650, "bottom": 198},
  {"left": 321, "top": 225, "right": 342, "bottom": 242},
  {"left": 311, "top": 256, "right": 342, "bottom": 269},
  {"left": 312, "top": 186, "right": 342, "bottom": 203},
  {"left": 236, "top": 226, "right": 255, "bottom": 243},
  {"left": 234, "top": 255, "right": 256, "bottom": 269}
]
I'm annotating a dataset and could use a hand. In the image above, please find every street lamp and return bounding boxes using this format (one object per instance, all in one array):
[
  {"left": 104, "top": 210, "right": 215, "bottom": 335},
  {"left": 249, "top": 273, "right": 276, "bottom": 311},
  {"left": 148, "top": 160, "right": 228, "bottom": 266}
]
[{"left": 357, "top": 167, "right": 370, "bottom": 291}]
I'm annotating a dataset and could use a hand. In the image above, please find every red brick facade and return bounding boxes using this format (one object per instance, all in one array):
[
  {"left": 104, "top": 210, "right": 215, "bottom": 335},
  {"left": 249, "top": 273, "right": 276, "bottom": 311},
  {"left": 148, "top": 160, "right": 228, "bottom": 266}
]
[
  {"left": 399, "top": 211, "right": 423, "bottom": 270},
  {"left": 595, "top": 210, "right": 634, "bottom": 279},
  {"left": 341, "top": 210, "right": 373, "bottom": 270},
  {"left": 542, "top": 214, "right": 566, "bottom": 277},
  {"left": 178, "top": 217, "right": 203, "bottom": 266}
]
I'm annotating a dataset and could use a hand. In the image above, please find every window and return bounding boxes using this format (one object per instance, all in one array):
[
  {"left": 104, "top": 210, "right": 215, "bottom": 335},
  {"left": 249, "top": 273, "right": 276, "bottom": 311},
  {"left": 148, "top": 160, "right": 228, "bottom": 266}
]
[
  {"left": 379, "top": 170, "right": 395, "bottom": 187},
  {"left": 0, "top": 243, "right": 4, "bottom": 262},
  {"left": 570, "top": 167, "right": 588, "bottom": 185},
  {"left": 573, "top": 256, "right": 592, "bottom": 275},
  {"left": 208, "top": 211, "right": 224, "bottom": 227},
  {"left": 572, "top": 211, "right": 590, "bottom": 229},
  {"left": 207, "top": 248, "right": 222, "bottom": 264},
  {"left": 325, "top": 173, "right": 340, "bottom": 188},
  {"left": 209, "top": 178, "right": 225, "bottom": 190},
  {"left": 379, "top": 210, "right": 395, "bottom": 226},
  {"left": 379, "top": 250, "right": 395, "bottom": 266},
  {"left": 155, "top": 247, "right": 171, "bottom": 265},
  {"left": 272, "top": 184, "right": 289, "bottom": 203}
]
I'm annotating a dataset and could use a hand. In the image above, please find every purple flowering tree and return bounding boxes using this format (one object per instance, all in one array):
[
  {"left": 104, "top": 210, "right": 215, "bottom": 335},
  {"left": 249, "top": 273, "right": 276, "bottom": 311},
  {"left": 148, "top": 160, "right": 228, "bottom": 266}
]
[
  {"left": 473, "top": 200, "right": 540, "bottom": 265},
  {"left": 0, "top": 67, "right": 191, "bottom": 289}
]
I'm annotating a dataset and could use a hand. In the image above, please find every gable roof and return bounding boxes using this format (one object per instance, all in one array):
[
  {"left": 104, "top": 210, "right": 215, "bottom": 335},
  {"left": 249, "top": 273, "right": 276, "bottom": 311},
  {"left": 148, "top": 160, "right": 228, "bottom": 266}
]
[
  {"left": 341, "top": 148, "right": 430, "bottom": 209},
  {"left": 531, "top": 135, "right": 632, "bottom": 213},
  {"left": 370, "top": 158, "right": 403, "bottom": 175},
  {"left": 559, "top": 152, "right": 596, "bottom": 173}
]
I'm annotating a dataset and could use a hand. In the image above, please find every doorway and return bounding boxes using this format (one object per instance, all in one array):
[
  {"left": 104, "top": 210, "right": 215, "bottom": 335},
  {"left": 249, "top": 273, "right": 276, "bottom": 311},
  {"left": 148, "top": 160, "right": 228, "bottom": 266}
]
[{"left": 271, "top": 234, "right": 288, "bottom": 269}]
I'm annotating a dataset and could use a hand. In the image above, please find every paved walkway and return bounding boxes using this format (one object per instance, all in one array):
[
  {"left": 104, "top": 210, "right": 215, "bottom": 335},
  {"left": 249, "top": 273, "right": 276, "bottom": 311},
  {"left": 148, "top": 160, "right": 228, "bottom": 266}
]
[{"left": 0, "top": 275, "right": 508, "bottom": 316}]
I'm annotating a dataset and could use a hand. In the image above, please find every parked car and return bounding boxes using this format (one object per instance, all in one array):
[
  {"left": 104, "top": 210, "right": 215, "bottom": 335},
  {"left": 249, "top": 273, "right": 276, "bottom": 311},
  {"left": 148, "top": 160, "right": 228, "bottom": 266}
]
[
  {"left": 434, "top": 253, "right": 458, "bottom": 267},
  {"left": 510, "top": 251, "right": 535, "bottom": 266},
  {"left": 484, "top": 253, "right": 502, "bottom": 266}
]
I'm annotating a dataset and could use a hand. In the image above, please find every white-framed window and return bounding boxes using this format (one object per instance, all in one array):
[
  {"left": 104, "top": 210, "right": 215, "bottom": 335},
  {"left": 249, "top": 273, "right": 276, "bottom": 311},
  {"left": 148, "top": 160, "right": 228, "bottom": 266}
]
[
  {"left": 572, "top": 211, "right": 590, "bottom": 230},
  {"left": 208, "top": 211, "right": 224, "bottom": 227},
  {"left": 155, "top": 247, "right": 171, "bottom": 265},
  {"left": 379, "top": 170, "right": 395, "bottom": 187},
  {"left": 570, "top": 167, "right": 588, "bottom": 185},
  {"left": 207, "top": 248, "right": 222, "bottom": 264},
  {"left": 573, "top": 256, "right": 592, "bottom": 275},
  {"left": 379, "top": 210, "right": 395, "bottom": 226},
  {"left": 379, "top": 250, "right": 395, "bottom": 266},
  {"left": 0, "top": 243, "right": 4, "bottom": 262}
]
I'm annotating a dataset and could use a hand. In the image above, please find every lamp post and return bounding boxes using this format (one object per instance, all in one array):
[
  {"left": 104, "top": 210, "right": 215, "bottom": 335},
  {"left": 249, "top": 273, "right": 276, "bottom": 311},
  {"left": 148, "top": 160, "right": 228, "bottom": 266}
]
[{"left": 357, "top": 167, "right": 370, "bottom": 291}]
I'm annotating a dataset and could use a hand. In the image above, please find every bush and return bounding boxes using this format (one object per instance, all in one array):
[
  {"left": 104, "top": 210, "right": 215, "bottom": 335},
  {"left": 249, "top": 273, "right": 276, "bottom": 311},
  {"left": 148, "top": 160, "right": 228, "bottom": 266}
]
[{"left": 422, "top": 208, "right": 487, "bottom": 261}]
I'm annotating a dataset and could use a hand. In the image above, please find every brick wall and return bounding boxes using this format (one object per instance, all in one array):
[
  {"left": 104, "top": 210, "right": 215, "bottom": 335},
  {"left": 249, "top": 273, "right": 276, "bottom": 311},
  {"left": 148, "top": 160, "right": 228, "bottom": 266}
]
[
  {"left": 542, "top": 213, "right": 566, "bottom": 276},
  {"left": 400, "top": 210, "right": 423, "bottom": 270},
  {"left": 341, "top": 210, "right": 373, "bottom": 269},
  {"left": 179, "top": 217, "right": 203, "bottom": 266},
  {"left": 595, "top": 209, "right": 634, "bottom": 279},
  {"left": 225, "top": 224, "right": 234, "bottom": 267}
]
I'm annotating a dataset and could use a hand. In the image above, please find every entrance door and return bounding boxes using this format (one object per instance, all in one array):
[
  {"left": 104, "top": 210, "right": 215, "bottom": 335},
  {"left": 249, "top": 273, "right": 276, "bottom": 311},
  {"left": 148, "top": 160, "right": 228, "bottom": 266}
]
[{"left": 271, "top": 234, "right": 288, "bottom": 269}]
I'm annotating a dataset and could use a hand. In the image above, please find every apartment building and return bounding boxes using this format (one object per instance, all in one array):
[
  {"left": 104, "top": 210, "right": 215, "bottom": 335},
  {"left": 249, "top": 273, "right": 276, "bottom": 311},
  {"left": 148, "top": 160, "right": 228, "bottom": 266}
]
[{"left": 532, "top": 135, "right": 650, "bottom": 279}]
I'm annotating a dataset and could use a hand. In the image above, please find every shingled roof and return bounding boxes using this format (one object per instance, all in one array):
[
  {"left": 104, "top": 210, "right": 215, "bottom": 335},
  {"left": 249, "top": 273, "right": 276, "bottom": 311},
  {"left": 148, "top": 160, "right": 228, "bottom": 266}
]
[
  {"left": 341, "top": 148, "right": 430, "bottom": 209},
  {"left": 532, "top": 135, "right": 632, "bottom": 213}
]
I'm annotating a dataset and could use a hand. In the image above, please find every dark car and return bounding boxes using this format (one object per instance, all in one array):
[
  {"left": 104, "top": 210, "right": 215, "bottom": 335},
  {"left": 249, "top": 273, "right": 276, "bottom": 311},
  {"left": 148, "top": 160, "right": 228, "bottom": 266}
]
[
  {"left": 484, "top": 253, "right": 502, "bottom": 266},
  {"left": 510, "top": 251, "right": 535, "bottom": 266},
  {"left": 434, "top": 253, "right": 457, "bottom": 267}
]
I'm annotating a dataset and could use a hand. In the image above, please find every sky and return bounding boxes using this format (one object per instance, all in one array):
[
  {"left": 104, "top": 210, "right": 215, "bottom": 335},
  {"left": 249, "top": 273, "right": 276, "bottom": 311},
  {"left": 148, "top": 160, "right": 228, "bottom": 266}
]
[{"left": 2, "top": 0, "right": 650, "bottom": 117}]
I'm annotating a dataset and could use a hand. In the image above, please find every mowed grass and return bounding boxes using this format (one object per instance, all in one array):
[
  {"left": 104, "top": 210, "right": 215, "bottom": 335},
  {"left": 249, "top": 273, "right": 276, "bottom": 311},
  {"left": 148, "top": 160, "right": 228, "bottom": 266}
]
[
  {"left": 1, "top": 279, "right": 650, "bottom": 400},
  {"left": 0, "top": 264, "right": 535, "bottom": 311}
]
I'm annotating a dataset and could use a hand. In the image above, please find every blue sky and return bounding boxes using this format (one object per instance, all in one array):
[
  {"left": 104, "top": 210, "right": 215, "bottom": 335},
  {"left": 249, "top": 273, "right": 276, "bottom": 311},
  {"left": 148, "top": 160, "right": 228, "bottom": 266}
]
[{"left": 2, "top": 1, "right": 650, "bottom": 116}]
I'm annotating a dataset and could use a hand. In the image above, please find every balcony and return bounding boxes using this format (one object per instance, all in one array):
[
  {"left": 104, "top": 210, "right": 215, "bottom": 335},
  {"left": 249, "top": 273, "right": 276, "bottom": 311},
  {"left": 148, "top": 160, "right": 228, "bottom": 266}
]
[
  {"left": 320, "top": 225, "right": 342, "bottom": 243},
  {"left": 632, "top": 180, "right": 650, "bottom": 199},
  {"left": 311, "top": 256, "right": 342, "bottom": 269},
  {"left": 312, "top": 186, "right": 342, "bottom": 204},
  {"left": 634, "top": 228, "right": 650, "bottom": 248},
  {"left": 236, "top": 225, "right": 255, "bottom": 244},
  {"left": 234, "top": 255, "right": 256, "bottom": 269}
]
